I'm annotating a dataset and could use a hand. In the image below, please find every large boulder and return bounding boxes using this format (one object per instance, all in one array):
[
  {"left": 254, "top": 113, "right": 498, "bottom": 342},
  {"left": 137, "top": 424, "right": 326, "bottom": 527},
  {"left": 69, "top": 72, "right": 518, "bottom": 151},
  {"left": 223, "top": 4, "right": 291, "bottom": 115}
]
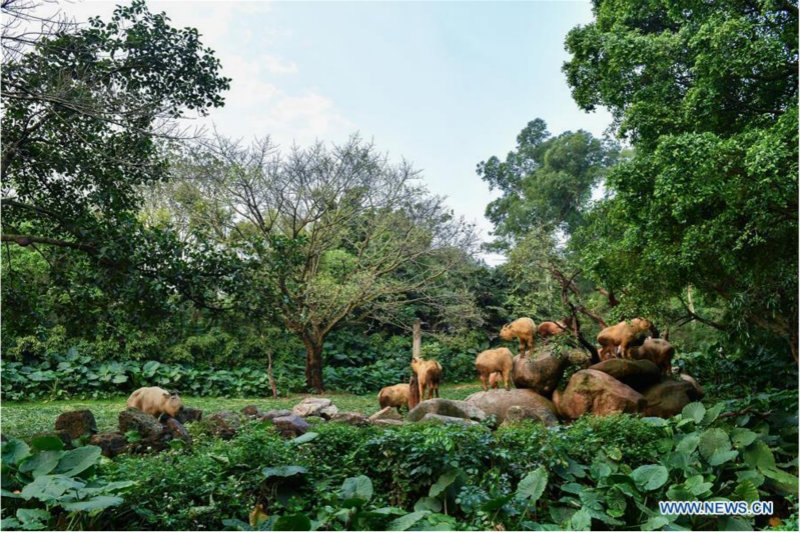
[
  {"left": 164, "top": 417, "right": 192, "bottom": 447},
  {"left": 241, "top": 405, "right": 262, "bottom": 417},
  {"left": 272, "top": 414, "right": 311, "bottom": 438},
  {"left": 89, "top": 432, "right": 128, "bottom": 458},
  {"left": 407, "top": 399, "right": 487, "bottom": 423},
  {"left": 260, "top": 409, "right": 292, "bottom": 422},
  {"left": 292, "top": 398, "right": 339, "bottom": 419},
  {"left": 175, "top": 407, "right": 203, "bottom": 424},
  {"left": 554, "top": 369, "right": 646, "bottom": 420},
  {"left": 368, "top": 406, "right": 404, "bottom": 423},
  {"left": 641, "top": 379, "right": 699, "bottom": 418},
  {"left": 55, "top": 410, "right": 98, "bottom": 439},
  {"left": 420, "top": 414, "right": 480, "bottom": 427},
  {"left": 589, "top": 359, "right": 662, "bottom": 391},
  {"left": 118, "top": 408, "right": 163, "bottom": 439},
  {"left": 330, "top": 412, "right": 370, "bottom": 427},
  {"left": 511, "top": 351, "right": 570, "bottom": 395},
  {"left": 465, "top": 388, "right": 559, "bottom": 425},
  {"left": 501, "top": 405, "right": 560, "bottom": 427}
]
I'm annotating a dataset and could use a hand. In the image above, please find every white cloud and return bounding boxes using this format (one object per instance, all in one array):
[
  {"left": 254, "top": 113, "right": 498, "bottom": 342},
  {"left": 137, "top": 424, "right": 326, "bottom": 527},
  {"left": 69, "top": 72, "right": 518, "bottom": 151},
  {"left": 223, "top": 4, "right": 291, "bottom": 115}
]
[{"left": 262, "top": 54, "right": 298, "bottom": 75}]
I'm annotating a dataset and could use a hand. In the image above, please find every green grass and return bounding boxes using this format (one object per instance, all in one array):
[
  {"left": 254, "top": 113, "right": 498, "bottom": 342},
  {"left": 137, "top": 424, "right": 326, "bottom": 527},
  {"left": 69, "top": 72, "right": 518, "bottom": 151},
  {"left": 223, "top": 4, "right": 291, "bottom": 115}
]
[{"left": 0, "top": 382, "right": 484, "bottom": 440}]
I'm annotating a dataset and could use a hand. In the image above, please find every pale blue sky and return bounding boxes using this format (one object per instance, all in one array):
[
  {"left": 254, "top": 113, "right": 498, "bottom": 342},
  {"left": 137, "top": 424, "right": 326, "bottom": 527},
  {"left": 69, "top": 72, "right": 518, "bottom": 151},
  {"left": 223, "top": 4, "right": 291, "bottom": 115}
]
[{"left": 61, "top": 1, "right": 612, "bottom": 263}]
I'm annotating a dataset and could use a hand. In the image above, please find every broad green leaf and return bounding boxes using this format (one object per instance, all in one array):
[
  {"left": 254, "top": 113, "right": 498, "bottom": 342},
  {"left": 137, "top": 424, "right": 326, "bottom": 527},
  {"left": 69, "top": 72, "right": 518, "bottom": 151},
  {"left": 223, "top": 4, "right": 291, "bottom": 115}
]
[
  {"left": 479, "top": 494, "right": 512, "bottom": 512},
  {"left": 733, "top": 480, "right": 759, "bottom": 503},
  {"left": 20, "top": 475, "right": 83, "bottom": 502},
  {"left": 676, "top": 433, "right": 700, "bottom": 454},
  {"left": 743, "top": 440, "right": 776, "bottom": 471},
  {"left": 708, "top": 450, "right": 739, "bottom": 466},
  {"left": 62, "top": 495, "right": 123, "bottom": 512},
  {"left": 414, "top": 496, "right": 442, "bottom": 513},
  {"left": 290, "top": 432, "right": 318, "bottom": 445},
  {"left": 632, "top": 465, "right": 669, "bottom": 491},
  {"left": 29, "top": 436, "right": 64, "bottom": 453},
  {"left": 666, "top": 483, "right": 693, "bottom": 500},
  {"left": 262, "top": 465, "right": 307, "bottom": 479},
  {"left": 730, "top": 428, "right": 758, "bottom": 449},
  {"left": 273, "top": 513, "right": 311, "bottom": 531},
  {"left": 19, "top": 451, "right": 64, "bottom": 478},
  {"left": 717, "top": 517, "right": 753, "bottom": 531},
  {"left": 429, "top": 470, "right": 459, "bottom": 498},
  {"left": 560, "top": 482, "right": 584, "bottom": 494},
  {"left": 607, "top": 447, "right": 622, "bottom": 461},
  {"left": 736, "top": 469, "right": 765, "bottom": 488},
  {"left": 387, "top": 510, "right": 430, "bottom": 531},
  {"left": 698, "top": 428, "right": 731, "bottom": 461},
  {"left": 681, "top": 402, "right": 705, "bottom": 424},
  {"left": 700, "top": 402, "right": 725, "bottom": 425},
  {"left": 642, "top": 516, "right": 670, "bottom": 531},
  {"left": 549, "top": 506, "right": 576, "bottom": 525},
  {"left": 516, "top": 466, "right": 548, "bottom": 503},
  {"left": 53, "top": 446, "right": 101, "bottom": 477},
  {"left": 761, "top": 468, "right": 799, "bottom": 495},
  {"left": 569, "top": 508, "right": 591, "bottom": 531},
  {"left": 684, "top": 475, "right": 713, "bottom": 496},
  {"left": 339, "top": 475, "right": 373, "bottom": 504},
  {"left": 2, "top": 439, "right": 30, "bottom": 466}
]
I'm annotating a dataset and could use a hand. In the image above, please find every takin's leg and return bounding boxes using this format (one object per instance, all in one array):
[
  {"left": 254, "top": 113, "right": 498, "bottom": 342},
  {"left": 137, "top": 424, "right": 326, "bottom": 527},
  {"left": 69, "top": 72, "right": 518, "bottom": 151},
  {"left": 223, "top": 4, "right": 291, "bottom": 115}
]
[
  {"left": 479, "top": 373, "right": 488, "bottom": 392},
  {"left": 502, "top": 368, "right": 512, "bottom": 391},
  {"left": 519, "top": 338, "right": 527, "bottom": 357},
  {"left": 418, "top": 380, "right": 426, "bottom": 402}
]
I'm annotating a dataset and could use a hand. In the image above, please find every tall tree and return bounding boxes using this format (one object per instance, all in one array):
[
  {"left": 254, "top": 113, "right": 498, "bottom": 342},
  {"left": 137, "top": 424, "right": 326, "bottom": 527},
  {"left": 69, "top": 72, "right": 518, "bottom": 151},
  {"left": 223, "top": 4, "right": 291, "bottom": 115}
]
[
  {"left": 1, "top": 0, "right": 234, "bottom": 309},
  {"left": 168, "top": 135, "right": 478, "bottom": 392},
  {"left": 564, "top": 0, "right": 798, "bottom": 360},
  {"left": 477, "top": 118, "right": 619, "bottom": 250}
]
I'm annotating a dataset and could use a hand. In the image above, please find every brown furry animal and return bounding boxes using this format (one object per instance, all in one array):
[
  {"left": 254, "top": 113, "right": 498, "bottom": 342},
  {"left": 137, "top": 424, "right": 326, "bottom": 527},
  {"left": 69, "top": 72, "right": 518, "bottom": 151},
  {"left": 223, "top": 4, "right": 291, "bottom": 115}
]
[
  {"left": 596, "top": 318, "right": 656, "bottom": 360},
  {"left": 488, "top": 371, "right": 503, "bottom": 389},
  {"left": 377, "top": 383, "right": 410, "bottom": 409},
  {"left": 411, "top": 357, "right": 442, "bottom": 400},
  {"left": 499, "top": 317, "right": 536, "bottom": 357},
  {"left": 126, "top": 386, "right": 183, "bottom": 417},
  {"left": 537, "top": 320, "right": 568, "bottom": 340},
  {"left": 475, "top": 347, "right": 514, "bottom": 391},
  {"left": 626, "top": 338, "right": 675, "bottom": 375}
]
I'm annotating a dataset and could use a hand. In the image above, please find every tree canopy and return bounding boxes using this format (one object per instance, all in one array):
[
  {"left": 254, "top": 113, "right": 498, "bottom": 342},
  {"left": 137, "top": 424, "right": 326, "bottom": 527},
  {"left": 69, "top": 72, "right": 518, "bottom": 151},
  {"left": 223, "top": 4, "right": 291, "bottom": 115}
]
[{"left": 564, "top": 0, "right": 798, "bottom": 359}]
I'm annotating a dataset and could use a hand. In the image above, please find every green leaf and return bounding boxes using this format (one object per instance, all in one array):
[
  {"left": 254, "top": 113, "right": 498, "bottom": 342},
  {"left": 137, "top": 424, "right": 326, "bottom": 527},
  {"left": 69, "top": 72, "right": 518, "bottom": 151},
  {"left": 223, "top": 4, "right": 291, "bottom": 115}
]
[
  {"left": 19, "top": 451, "right": 64, "bottom": 478},
  {"left": 684, "top": 475, "right": 713, "bottom": 496},
  {"left": 29, "top": 436, "right": 64, "bottom": 453},
  {"left": 480, "top": 494, "right": 512, "bottom": 512},
  {"left": 607, "top": 447, "right": 623, "bottom": 461},
  {"left": 642, "top": 516, "right": 670, "bottom": 531},
  {"left": 736, "top": 469, "right": 765, "bottom": 488},
  {"left": 708, "top": 450, "right": 739, "bottom": 466},
  {"left": 262, "top": 465, "right": 307, "bottom": 480},
  {"left": 516, "top": 466, "right": 548, "bottom": 503},
  {"left": 632, "top": 465, "right": 669, "bottom": 491},
  {"left": 414, "top": 496, "right": 442, "bottom": 513},
  {"left": 62, "top": 495, "right": 123, "bottom": 512},
  {"left": 730, "top": 428, "right": 758, "bottom": 448},
  {"left": 681, "top": 402, "right": 706, "bottom": 424},
  {"left": 698, "top": 428, "right": 731, "bottom": 461},
  {"left": 676, "top": 433, "right": 700, "bottom": 454},
  {"left": 761, "top": 468, "right": 799, "bottom": 495},
  {"left": 666, "top": 483, "right": 693, "bottom": 501},
  {"left": 53, "top": 446, "right": 101, "bottom": 477},
  {"left": 717, "top": 517, "right": 753, "bottom": 531},
  {"left": 387, "top": 511, "right": 430, "bottom": 531},
  {"left": 2, "top": 439, "right": 30, "bottom": 466},
  {"left": 290, "top": 432, "right": 318, "bottom": 445},
  {"left": 20, "top": 475, "right": 83, "bottom": 502},
  {"left": 339, "top": 475, "right": 373, "bottom": 504},
  {"left": 733, "top": 480, "right": 759, "bottom": 503},
  {"left": 743, "top": 440, "right": 776, "bottom": 471},
  {"left": 16, "top": 508, "right": 50, "bottom": 527},
  {"left": 429, "top": 470, "right": 458, "bottom": 498},
  {"left": 700, "top": 402, "right": 725, "bottom": 425},
  {"left": 569, "top": 508, "right": 591, "bottom": 531},
  {"left": 273, "top": 513, "right": 311, "bottom": 531}
]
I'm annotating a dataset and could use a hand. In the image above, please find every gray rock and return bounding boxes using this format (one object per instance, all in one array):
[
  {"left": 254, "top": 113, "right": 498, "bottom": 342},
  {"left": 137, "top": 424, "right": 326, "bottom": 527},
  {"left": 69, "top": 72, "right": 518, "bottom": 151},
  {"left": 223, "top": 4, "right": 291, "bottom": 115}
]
[
  {"left": 318, "top": 405, "right": 339, "bottom": 420},
  {"left": 641, "top": 378, "right": 698, "bottom": 418},
  {"left": 241, "top": 405, "right": 262, "bottom": 417},
  {"left": 420, "top": 413, "right": 480, "bottom": 427},
  {"left": 553, "top": 369, "right": 646, "bottom": 420},
  {"left": 292, "top": 397, "right": 334, "bottom": 418},
  {"left": 260, "top": 409, "right": 292, "bottom": 421},
  {"left": 118, "top": 408, "right": 163, "bottom": 439},
  {"left": 55, "top": 410, "right": 98, "bottom": 439},
  {"left": 330, "top": 412, "right": 370, "bottom": 427},
  {"left": 202, "top": 410, "right": 242, "bottom": 439},
  {"left": 588, "top": 358, "right": 661, "bottom": 391},
  {"left": 369, "top": 406, "right": 403, "bottom": 422},
  {"left": 511, "top": 350, "right": 570, "bottom": 396},
  {"left": 272, "top": 414, "right": 311, "bottom": 438},
  {"left": 89, "top": 432, "right": 128, "bottom": 458},
  {"left": 373, "top": 419, "right": 405, "bottom": 427},
  {"left": 501, "top": 405, "right": 559, "bottom": 427},
  {"left": 175, "top": 407, "right": 203, "bottom": 424},
  {"left": 465, "top": 388, "right": 559, "bottom": 424},
  {"left": 407, "top": 399, "right": 487, "bottom": 423},
  {"left": 164, "top": 417, "right": 192, "bottom": 447}
]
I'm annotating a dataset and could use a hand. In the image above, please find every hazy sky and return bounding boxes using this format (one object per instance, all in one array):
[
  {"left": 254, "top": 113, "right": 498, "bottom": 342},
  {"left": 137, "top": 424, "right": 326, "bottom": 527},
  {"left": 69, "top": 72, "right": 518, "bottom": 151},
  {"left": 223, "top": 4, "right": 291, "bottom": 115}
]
[{"left": 51, "top": 0, "right": 612, "bottom": 264}]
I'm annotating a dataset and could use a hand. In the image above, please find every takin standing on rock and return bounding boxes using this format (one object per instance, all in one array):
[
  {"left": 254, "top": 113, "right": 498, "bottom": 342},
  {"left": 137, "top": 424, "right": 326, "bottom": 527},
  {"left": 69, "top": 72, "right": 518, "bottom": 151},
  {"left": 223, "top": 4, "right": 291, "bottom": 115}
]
[
  {"left": 537, "top": 320, "right": 569, "bottom": 340},
  {"left": 626, "top": 338, "right": 675, "bottom": 376},
  {"left": 411, "top": 356, "right": 442, "bottom": 400},
  {"left": 475, "top": 347, "right": 514, "bottom": 391},
  {"left": 596, "top": 318, "right": 658, "bottom": 360},
  {"left": 126, "top": 387, "right": 183, "bottom": 418},
  {"left": 377, "top": 383, "right": 410, "bottom": 409},
  {"left": 499, "top": 317, "right": 536, "bottom": 357},
  {"left": 488, "top": 371, "right": 503, "bottom": 389}
]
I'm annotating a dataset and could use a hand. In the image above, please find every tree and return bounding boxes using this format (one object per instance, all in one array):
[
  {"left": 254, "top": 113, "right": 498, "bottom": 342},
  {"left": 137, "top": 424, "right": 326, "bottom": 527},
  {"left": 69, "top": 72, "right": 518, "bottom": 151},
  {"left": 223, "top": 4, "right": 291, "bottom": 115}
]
[
  {"left": 167, "top": 134, "right": 478, "bottom": 392},
  {"left": 564, "top": 0, "right": 798, "bottom": 360},
  {"left": 1, "top": 0, "right": 234, "bottom": 310},
  {"left": 477, "top": 118, "right": 620, "bottom": 250}
]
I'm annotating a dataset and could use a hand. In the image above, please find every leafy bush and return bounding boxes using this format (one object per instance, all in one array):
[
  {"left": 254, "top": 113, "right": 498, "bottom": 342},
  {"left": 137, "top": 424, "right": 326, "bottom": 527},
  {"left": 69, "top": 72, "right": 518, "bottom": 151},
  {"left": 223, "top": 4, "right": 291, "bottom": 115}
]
[{"left": 1, "top": 438, "right": 134, "bottom": 530}]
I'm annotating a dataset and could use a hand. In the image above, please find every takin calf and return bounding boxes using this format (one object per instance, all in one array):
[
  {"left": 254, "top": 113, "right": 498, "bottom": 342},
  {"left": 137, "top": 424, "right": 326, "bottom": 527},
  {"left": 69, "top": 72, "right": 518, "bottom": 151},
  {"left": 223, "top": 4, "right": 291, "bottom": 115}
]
[
  {"left": 626, "top": 338, "right": 675, "bottom": 376},
  {"left": 488, "top": 371, "right": 503, "bottom": 389},
  {"left": 126, "top": 387, "right": 183, "bottom": 418},
  {"left": 537, "top": 320, "right": 569, "bottom": 340},
  {"left": 377, "top": 383, "right": 410, "bottom": 409},
  {"left": 475, "top": 347, "right": 514, "bottom": 391},
  {"left": 411, "top": 357, "right": 442, "bottom": 400},
  {"left": 596, "top": 318, "right": 657, "bottom": 360},
  {"left": 499, "top": 317, "right": 536, "bottom": 357}
]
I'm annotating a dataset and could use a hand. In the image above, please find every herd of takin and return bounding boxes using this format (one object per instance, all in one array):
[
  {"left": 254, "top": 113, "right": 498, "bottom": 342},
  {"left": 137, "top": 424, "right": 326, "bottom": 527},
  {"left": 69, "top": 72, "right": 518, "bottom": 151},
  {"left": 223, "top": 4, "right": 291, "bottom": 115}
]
[
  {"left": 378, "top": 316, "right": 675, "bottom": 410},
  {"left": 124, "top": 317, "right": 673, "bottom": 417}
]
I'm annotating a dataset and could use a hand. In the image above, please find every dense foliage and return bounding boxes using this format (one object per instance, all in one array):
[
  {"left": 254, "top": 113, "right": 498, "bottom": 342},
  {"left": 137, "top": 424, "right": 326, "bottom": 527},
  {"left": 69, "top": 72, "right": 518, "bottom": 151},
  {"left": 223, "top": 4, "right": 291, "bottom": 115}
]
[{"left": 564, "top": 0, "right": 798, "bottom": 360}]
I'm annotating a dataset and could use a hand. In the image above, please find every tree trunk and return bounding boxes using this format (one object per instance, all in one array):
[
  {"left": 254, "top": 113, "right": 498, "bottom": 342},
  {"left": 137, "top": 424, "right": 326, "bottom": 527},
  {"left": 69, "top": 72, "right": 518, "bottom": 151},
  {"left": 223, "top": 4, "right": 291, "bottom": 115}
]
[
  {"left": 408, "top": 319, "right": 421, "bottom": 409},
  {"left": 302, "top": 335, "right": 325, "bottom": 393}
]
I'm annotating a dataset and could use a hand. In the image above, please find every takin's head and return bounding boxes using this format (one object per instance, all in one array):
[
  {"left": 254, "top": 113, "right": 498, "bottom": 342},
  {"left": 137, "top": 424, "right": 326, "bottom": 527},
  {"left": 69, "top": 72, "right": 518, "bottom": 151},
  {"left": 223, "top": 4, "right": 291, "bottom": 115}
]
[
  {"left": 161, "top": 390, "right": 184, "bottom": 417},
  {"left": 499, "top": 323, "right": 514, "bottom": 341}
]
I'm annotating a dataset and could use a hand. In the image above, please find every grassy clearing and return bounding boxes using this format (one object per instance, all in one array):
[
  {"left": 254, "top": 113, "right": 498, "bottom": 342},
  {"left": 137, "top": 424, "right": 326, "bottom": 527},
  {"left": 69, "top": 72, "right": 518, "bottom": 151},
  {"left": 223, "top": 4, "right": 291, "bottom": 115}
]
[{"left": 0, "top": 382, "right": 485, "bottom": 440}]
